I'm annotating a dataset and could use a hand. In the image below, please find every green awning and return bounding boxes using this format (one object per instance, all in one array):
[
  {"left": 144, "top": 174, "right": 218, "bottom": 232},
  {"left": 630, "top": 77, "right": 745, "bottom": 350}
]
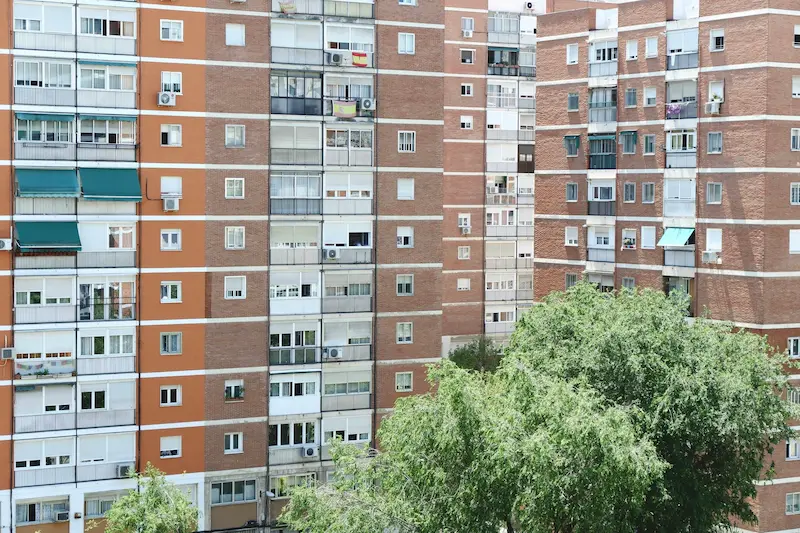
[
  {"left": 589, "top": 134, "right": 616, "bottom": 141},
  {"left": 658, "top": 227, "right": 695, "bottom": 247},
  {"left": 15, "top": 222, "right": 82, "bottom": 252},
  {"left": 78, "top": 60, "right": 137, "bottom": 68},
  {"left": 16, "top": 113, "right": 73, "bottom": 122},
  {"left": 79, "top": 114, "right": 137, "bottom": 122},
  {"left": 79, "top": 168, "right": 141, "bottom": 202},
  {"left": 16, "top": 169, "right": 80, "bottom": 198}
]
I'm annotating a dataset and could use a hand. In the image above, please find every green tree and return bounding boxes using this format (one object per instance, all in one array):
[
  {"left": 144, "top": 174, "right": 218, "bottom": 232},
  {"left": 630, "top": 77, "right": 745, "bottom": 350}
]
[
  {"left": 101, "top": 463, "right": 198, "bottom": 533},
  {"left": 448, "top": 335, "right": 504, "bottom": 372}
]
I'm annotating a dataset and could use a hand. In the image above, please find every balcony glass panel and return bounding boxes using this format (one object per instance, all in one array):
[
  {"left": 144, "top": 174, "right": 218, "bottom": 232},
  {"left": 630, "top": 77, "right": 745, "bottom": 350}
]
[
  {"left": 665, "top": 101, "right": 697, "bottom": 120},
  {"left": 665, "top": 152, "right": 696, "bottom": 168},
  {"left": 272, "top": 47, "right": 324, "bottom": 66},
  {"left": 587, "top": 248, "right": 615, "bottom": 262},
  {"left": 77, "top": 36, "right": 136, "bottom": 55},
  {"left": 273, "top": 0, "right": 324, "bottom": 14},
  {"left": 15, "top": 358, "right": 75, "bottom": 378},
  {"left": 77, "top": 355, "right": 135, "bottom": 375},
  {"left": 15, "top": 32, "right": 75, "bottom": 52},
  {"left": 270, "top": 347, "right": 320, "bottom": 365},
  {"left": 77, "top": 409, "right": 135, "bottom": 428},
  {"left": 15, "top": 412, "right": 75, "bottom": 433},
  {"left": 324, "top": 0, "right": 374, "bottom": 18},
  {"left": 666, "top": 52, "right": 698, "bottom": 70},
  {"left": 587, "top": 201, "right": 616, "bottom": 216},
  {"left": 321, "top": 393, "right": 370, "bottom": 411},
  {"left": 271, "top": 149, "right": 322, "bottom": 165},
  {"left": 664, "top": 249, "right": 695, "bottom": 267},
  {"left": 15, "top": 467, "right": 75, "bottom": 487}
]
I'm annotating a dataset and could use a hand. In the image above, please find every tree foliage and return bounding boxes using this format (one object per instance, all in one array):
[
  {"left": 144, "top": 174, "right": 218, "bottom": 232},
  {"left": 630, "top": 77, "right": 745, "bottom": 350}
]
[
  {"left": 102, "top": 463, "right": 198, "bottom": 533},
  {"left": 281, "top": 283, "right": 796, "bottom": 533},
  {"left": 448, "top": 335, "right": 504, "bottom": 372}
]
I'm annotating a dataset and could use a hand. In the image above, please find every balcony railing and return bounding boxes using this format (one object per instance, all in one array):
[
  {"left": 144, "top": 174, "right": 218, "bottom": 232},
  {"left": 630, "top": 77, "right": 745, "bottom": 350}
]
[
  {"left": 15, "top": 358, "right": 75, "bottom": 378},
  {"left": 485, "top": 289, "right": 517, "bottom": 301},
  {"left": 15, "top": 305, "right": 76, "bottom": 324},
  {"left": 77, "top": 355, "right": 135, "bottom": 375},
  {"left": 15, "top": 142, "right": 76, "bottom": 161},
  {"left": 518, "top": 97, "right": 536, "bottom": 109},
  {"left": 324, "top": 149, "right": 373, "bottom": 166},
  {"left": 519, "top": 66, "right": 536, "bottom": 78},
  {"left": 324, "top": 0, "right": 374, "bottom": 18},
  {"left": 487, "top": 94, "right": 517, "bottom": 108},
  {"left": 587, "top": 248, "right": 615, "bottom": 263},
  {"left": 77, "top": 461, "right": 134, "bottom": 482},
  {"left": 77, "top": 36, "right": 136, "bottom": 55},
  {"left": 484, "top": 257, "right": 532, "bottom": 270},
  {"left": 487, "top": 65, "right": 519, "bottom": 76},
  {"left": 323, "top": 98, "right": 375, "bottom": 118},
  {"left": 323, "top": 198, "right": 373, "bottom": 215},
  {"left": 271, "top": 97, "right": 323, "bottom": 116},
  {"left": 663, "top": 199, "right": 695, "bottom": 217},
  {"left": 322, "top": 295, "right": 372, "bottom": 313},
  {"left": 322, "top": 393, "right": 371, "bottom": 411},
  {"left": 666, "top": 52, "right": 699, "bottom": 70},
  {"left": 15, "top": 466, "right": 75, "bottom": 487},
  {"left": 487, "top": 31, "right": 519, "bottom": 45},
  {"left": 271, "top": 47, "right": 324, "bottom": 65},
  {"left": 589, "top": 154, "right": 616, "bottom": 170},
  {"left": 270, "top": 347, "right": 319, "bottom": 365},
  {"left": 79, "top": 298, "right": 136, "bottom": 322},
  {"left": 321, "top": 248, "right": 372, "bottom": 264},
  {"left": 77, "top": 143, "right": 136, "bottom": 162},
  {"left": 270, "top": 198, "right": 322, "bottom": 215},
  {"left": 15, "top": 412, "right": 75, "bottom": 433},
  {"left": 486, "top": 225, "right": 517, "bottom": 238},
  {"left": 486, "top": 161, "right": 517, "bottom": 172},
  {"left": 486, "top": 191, "right": 516, "bottom": 205},
  {"left": 272, "top": 0, "right": 323, "bottom": 14},
  {"left": 77, "top": 251, "right": 136, "bottom": 268},
  {"left": 589, "top": 104, "right": 617, "bottom": 123},
  {"left": 270, "top": 248, "right": 321, "bottom": 265},
  {"left": 665, "top": 101, "right": 697, "bottom": 120},
  {"left": 588, "top": 201, "right": 616, "bottom": 216},
  {"left": 271, "top": 148, "right": 322, "bottom": 165},
  {"left": 485, "top": 321, "right": 515, "bottom": 335},
  {"left": 77, "top": 90, "right": 136, "bottom": 109},
  {"left": 322, "top": 344, "right": 372, "bottom": 362},
  {"left": 14, "top": 87, "right": 75, "bottom": 106},
  {"left": 14, "top": 32, "right": 75, "bottom": 52},
  {"left": 77, "top": 409, "right": 135, "bottom": 428},
  {"left": 664, "top": 249, "right": 695, "bottom": 268},
  {"left": 486, "top": 129, "right": 519, "bottom": 141},
  {"left": 589, "top": 61, "right": 617, "bottom": 77},
  {"left": 519, "top": 129, "right": 535, "bottom": 141},
  {"left": 270, "top": 445, "right": 320, "bottom": 465},
  {"left": 15, "top": 255, "right": 77, "bottom": 269},
  {"left": 666, "top": 151, "right": 696, "bottom": 169}
]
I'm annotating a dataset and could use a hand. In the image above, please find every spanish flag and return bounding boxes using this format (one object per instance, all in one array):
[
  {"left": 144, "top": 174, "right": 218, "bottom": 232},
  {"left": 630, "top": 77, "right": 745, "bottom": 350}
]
[
  {"left": 352, "top": 51, "right": 368, "bottom": 67},
  {"left": 333, "top": 100, "right": 357, "bottom": 118}
]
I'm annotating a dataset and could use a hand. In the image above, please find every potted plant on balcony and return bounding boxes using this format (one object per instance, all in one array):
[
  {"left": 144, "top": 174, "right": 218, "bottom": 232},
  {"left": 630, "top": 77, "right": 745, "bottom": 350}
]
[{"left": 34, "top": 368, "right": 50, "bottom": 379}]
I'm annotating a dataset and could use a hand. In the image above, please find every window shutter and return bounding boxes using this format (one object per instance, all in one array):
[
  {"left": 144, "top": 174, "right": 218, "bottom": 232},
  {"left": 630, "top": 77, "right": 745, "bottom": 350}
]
[
  {"left": 793, "top": 76, "right": 800, "bottom": 98},
  {"left": 641, "top": 226, "right": 656, "bottom": 249},
  {"left": 791, "top": 229, "right": 800, "bottom": 253},
  {"left": 706, "top": 228, "right": 722, "bottom": 252}
]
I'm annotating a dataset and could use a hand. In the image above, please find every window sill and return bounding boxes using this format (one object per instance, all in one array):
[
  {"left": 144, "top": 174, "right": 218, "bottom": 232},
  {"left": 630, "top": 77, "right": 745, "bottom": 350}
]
[
  {"left": 224, "top": 450, "right": 243, "bottom": 455},
  {"left": 710, "top": 48, "right": 725, "bottom": 53},
  {"left": 160, "top": 145, "right": 182, "bottom": 148},
  {"left": 160, "top": 39, "right": 184, "bottom": 43},
  {"left": 160, "top": 454, "right": 182, "bottom": 459},
  {"left": 161, "top": 248, "right": 182, "bottom": 252},
  {"left": 161, "top": 300, "right": 182, "bottom": 304},
  {"left": 224, "top": 399, "right": 245, "bottom": 403}
]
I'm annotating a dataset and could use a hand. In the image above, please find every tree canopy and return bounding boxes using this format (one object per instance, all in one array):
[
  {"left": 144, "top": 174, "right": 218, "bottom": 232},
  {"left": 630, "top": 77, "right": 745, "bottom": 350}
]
[
  {"left": 448, "top": 335, "right": 504, "bottom": 372},
  {"left": 281, "top": 283, "right": 796, "bottom": 533}
]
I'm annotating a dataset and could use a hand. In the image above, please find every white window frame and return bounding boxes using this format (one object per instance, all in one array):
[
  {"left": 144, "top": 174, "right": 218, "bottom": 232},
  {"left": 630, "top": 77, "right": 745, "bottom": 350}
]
[
  {"left": 457, "top": 278, "right": 470, "bottom": 291},
  {"left": 224, "top": 432, "right": 244, "bottom": 454},
  {"left": 160, "top": 332, "right": 182, "bottom": 355},
  {"left": 225, "top": 177, "right": 245, "bottom": 199},
  {"left": 788, "top": 439, "right": 800, "bottom": 460},
  {"left": 395, "top": 372, "right": 413, "bottom": 392},
  {"left": 792, "top": 128, "right": 800, "bottom": 151},
  {"left": 622, "top": 277, "right": 635, "bottom": 289},
  {"left": 566, "top": 182, "right": 578, "bottom": 202},
  {"left": 160, "top": 386, "right": 181, "bottom": 406},
  {"left": 225, "top": 23, "right": 245, "bottom": 46},
  {"left": 398, "top": 32, "right": 415, "bottom": 55},
  {"left": 566, "top": 43, "right": 578, "bottom": 65},
  {"left": 707, "top": 182, "right": 722, "bottom": 204},
  {"left": 460, "top": 49, "right": 475, "bottom": 64},
  {"left": 461, "top": 83, "right": 473, "bottom": 96},
  {"left": 622, "top": 228, "right": 637, "bottom": 250},
  {"left": 644, "top": 87, "right": 656, "bottom": 107},
  {"left": 709, "top": 29, "right": 725, "bottom": 52},
  {"left": 224, "top": 276, "right": 247, "bottom": 300},
  {"left": 645, "top": 36, "right": 658, "bottom": 58},
  {"left": 460, "top": 115, "right": 473, "bottom": 130},
  {"left": 160, "top": 71, "right": 182, "bottom": 94},
  {"left": 398, "top": 131, "right": 416, "bottom": 153},
  {"left": 225, "top": 125, "right": 245, "bottom": 148},
  {"left": 642, "top": 182, "right": 655, "bottom": 204},
  {"left": 160, "top": 282, "right": 181, "bottom": 303},
  {"left": 396, "top": 226, "right": 414, "bottom": 248},
  {"left": 225, "top": 226, "right": 246, "bottom": 250},
  {"left": 397, "top": 177, "right": 415, "bottom": 200},
  {"left": 795, "top": 25, "right": 800, "bottom": 48},
  {"left": 706, "top": 228, "right": 723, "bottom": 252},
  {"left": 794, "top": 76, "right": 800, "bottom": 99},
  {"left": 225, "top": 379, "right": 244, "bottom": 401},
  {"left": 624, "top": 87, "right": 637, "bottom": 108},
  {"left": 160, "top": 20, "right": 183, "bottom": 42},
  {"left": 399, "top": 0, "right": 416, "bottom": 5},
  {"left": 644, "top": 134, "right": 656, "bottom": 155},
  {"left": 790, "top": 338, "right": 800, "bottom": 359},
  {"left": 565, "top": 226, "right": 578, "bottom": 247},
  {"left": 707, "top": 132, "right": 723, "bottom": 154},
  {"left": 396, "top": 322, "right": 413, "bottom": 344},
  {"left": 458, "top": 246, "right": 471, "bottom": 260},
  {"left": 791, "top": 183, "right": 800, "bottom": 205},
  {"left": 626, "top": 40, "right": 638, "bottom": 60},
  {"left": 641, "top": 226, "right": 656, "bottom": 249},
  {"left": 396, "top": 274, "right": 414, "bottom": 296},
  {"left": 565, "top": 273, "right": 578, "bottom": 289},
  {"left": 160, "top": 124, "right": 182, "bottom": 147},
  {"left": 623, "top": 182, "right": 636, "bottom": 203},
  {"left": 160, "top": 229, "right": 181, "bottom": 251},
  {"left": 160, "top": 436, "right": 182, "bottom": 458}
]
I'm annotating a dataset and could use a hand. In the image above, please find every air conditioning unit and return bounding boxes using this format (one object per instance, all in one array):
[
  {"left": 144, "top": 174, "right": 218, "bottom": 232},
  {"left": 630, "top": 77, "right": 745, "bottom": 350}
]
[
  {"left": 302, "top": 445, "right": 318, "bottom": 458},
  {"left": 462, "top": 29, "right": 473, "bottom": 38},
  {"left": 163, "top": 198, "right": 180, "bottom": 212},
  {"left": 0, "top": 239, "right": 12, "bottom": 250},
  {"left": 324, "top": 347, "right": 342, "bottom": 359},
  {"left": 523, "top": 0, "right": 534, "bottom": 10},
  {"left": 704, "top": 101, "right": 721, "bottom": 115},
  {"left": 1, "top": 347, "right": 15, "bottom": 360},
  {"left": 158, "top": 92, "right": 177, "bottom": 107},
  {"left": 461, "top": 226, "right": 471, "bottom": 235},
  {"left": 328, "top": 53, "right": 343, "bottom": 66},
  {"left": 702, "top": 251, "right": 721, "bottom": 264},
  {"left": 360, "top": 98, "right": 376, "bottom": 112},
  {"left": 116, "top": 463, "right": 134, "bottom": 478},
  {"left": 325, "top": 248, "right": 340, "bottom": 260},
  {"left": 56, "top": 512, "right": 70, "bottom": 522}
]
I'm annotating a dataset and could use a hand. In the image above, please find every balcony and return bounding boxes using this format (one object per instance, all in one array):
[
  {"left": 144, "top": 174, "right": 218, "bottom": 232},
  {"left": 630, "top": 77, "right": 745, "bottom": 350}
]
[
  {"left": 322, "top": 296, "right": 372, "bottom": 313},
  {"left": 270, "top": 446, "right": 320, "bottom": 465},
  {"left": 321, "top": 248, "right": 372, "bottom": 264},
  {"left": 77, "top": 90, "right": 136, "bottom": 109},
  {"left": 486, "top": 161, "right": 517, "bottom": 172},
  {"left": 271, "top": 148, "right": 322, "bottom": 165},
  {"left": 324, "top": 0, "right": 374, "bottom": 18},
  {"left": 14, "top": 32, "right": 75, "bottom": 52},
  {"left": 271, "top": 47, "right": 324, "bottom": 66},
  {"left": 271, "top": 97, "right": 323, "bottom": 116},
  {"left": 270, "top": 198, "right": 322, "bottom": 215},
  {"left": 321, "top": 393, "right": 371, "bottom": 411},
  {"left": 77, "top": 251, "right": 136, "bottom": 268},
  {"left": 79, "top": 298, "right": 136, "bottom": 322},
  {"left": 14, "top": 87, "right": 75, "bottom": 106},
  {"left": 15, "top": 358, "right": 76, "bottom": 379},
  {"left": 589, "top": 104, "right": 617, "bottom": 123},
  {"left": 517, "top": 289, "right": 533, "bottom": 300},
  {"left": 77, "top": 143, "right": 136, "bottom": 162},
  {"left": 485, "top": 321, "right": 515, "bottom": 335},
  {"left": 15, "top": 412, "right": 75, "bottom": 433},
  {"left": 587, "top": 248, "right": 615, "bottom": 262},
  {"left": 667, "top": 53, "right": 698, "bottom": 70},
  {"left": 520, "top": 66, "right": 536, "bottom": 78},
  {"left": 488, "top": 31, "right": 519, "bottom": 45},
  {"left": 487, "top": 94, "right": 517, "bottom": 108},
  {"left": 663, "top": 199, "right": 695, "bottom": 217},
  {"left": 324, "top": 98, "right": 375, "bottom": 119},
  {"left": 486, "top": 129, "right": 519, "bottom": 141},
  {"left": 485, "top": 289, "right": 516, "bottom": 301},
  {"left": 270, "top": 347, "right": 320, "bottom": 365},
  {"left": 15, "top": 305, "right": 76, "bottom": 324},
  {"left": 77, "top": 409, "right": 135, "bottom": 429},
  {"left": 15, "top": 467, "right": 75, "bottom": 487},
  {"left": 270, "top": 248, "right": 321, "bottom": 265},
  {"left": 269, "top": 297, "right": 321, "bottom": 316},
  {"left": 486, "top": 190, "right": 516, "bottom": 205},
  {"left": 15, "top": 255, "right": 77, "bottom": 269},
  {"left": 77, "top": 461, "right": 133, "bottom": 482},
  {"left": 588, "top": 201, "right": 616, "bottom": 216},
  {"left": 666, "top": 151, "right": 696, "bottom": 169},
  {"left": 77, "top": 36, "right": 136, "bottom": 55},
  {"left": 589, "top": 154, "right": 616, "bottom": 170},
  {"left": 487, "top": 65, "right": 519, "bottom": 76},
  {"left": 665, "top": 101, "right": 697, "bottom": 120},
  {"left": 324, "top": 149, "right": 373, "bottom": 167},
  {"left": 272, "top": 0, "right": 323, "bottom": 14},
  {"left": 15, "top": 142, "right": 76, "bottom": 161},
  {"left": 77, "top": 355, "right": 135, "bottom": 375},
  {"left": 664, "top": 249, "right": 695, "bottom": 268},
  {"left": 322, "top": 344, "right": 371, "bottom": 362},
  {"left": 323, "top": 198, "right": 372, "bottom": 215},
  {"left": 519, "top": 97, "right": 536, "bottom": 110},
  {"left": 589, "top": 62, "right": 617, "bottom": 77}
]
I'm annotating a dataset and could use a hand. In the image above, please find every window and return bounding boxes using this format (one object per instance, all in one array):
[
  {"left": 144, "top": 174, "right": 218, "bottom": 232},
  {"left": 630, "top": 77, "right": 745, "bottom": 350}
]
[
  {"left": 565, "top": 226, "right": 578, "bottom": 246},
  {"left": 622, "top": 277, "right": 635, "bottom": 289},
  {"left": 161, "top": 71, "right": 182, "bottom": 94},
  {"left": 792, "top": 230, "right": 800, "bottom": 255},
  {"left": 323, "top": 381, "right": 370, "bottom": 396},
  {"left": 160, "top": 282, "right": 181, "bottom": 303},
  {"left": 460, "top": 115, "right": 473, "bottom": 130},
  {"left": 707, "top": 132, "right": 723, "bottom": 154},
  {"left": 792, "top": 183, "right": 800, "bottom": 205},
  {"left": 211, "top": 480, "right": 257, "bottom": 504},
  {"left": 457, "top": 278, "right": 471, "bottom": 291},
  {"left": 645, "top": 36, "right": 658, "bottom": 57},
  {"left": 641, "top": 226, "right": 656, "bottom": 249},
  {"left": 458, "top": 213, "right": 471, "bottom": 228},
  {"left": 567, "top": 93, "right": 579, "bottom": 111},
  {"left": 790, "top": 387, "right": 800, "bottom": 405},
  {"left": 16, "top": 61, "right": 72, "bottom": 89},
  {"left": 794, "top": 76, "right": 800, "bottom": 98},
  {"left": 225, "top": 379, "right": 244, "bottom": 400},
  {"left": 644, "top": 134, "right": 656, "bottom": 155},
  {"left": 396, "top": 322, "right": 413, "bottom": 344},
  {"left": 397, "top": 226, "right": 414, "bottom": 248},
  {"left": 160, "top": 20, "right": 183, "bottom": 41},
  {"left": 224, "top": 433, "right": 243, "bottom": 454},
  {"left": 565, "top": 273, "right": 578, "bottom": 289},
  {"left": 461, "top": 83, "right": 473, "bottom": 96},
  {"left": 226, "top": 23, "right": 245, "bottom": 46},
  {"left": 160, "top": 124, "right": 182, "bottom": 146},
  {"left": 792, "top": 128, "right": 800, "bottom": 151},
  {"left": 269, "top": 423, "right": 316, "bottom": 447},
  {"left": 270, "top": 379, "right": 317, "bottom": 397},
  {"left": 160, "top": 436, "right": 181, "bottom": 458},
  {"left": 458, "top": 246, "right": 471, "bottom": 260},
  {"left": 160, "top": 230, "right": 181, "bottom": 251},
  {"left": 225, "top": 226, "right": 245, "bottom": 250},
  {"left": 460, "top": 49, "right": 475, "bottom": 64},
  {"left": 621, "top": 132, "right": 637, "bottom": 154},
  {"left": 644, "top": 87, "right": 656, "bottom": 107},
  {"left": 709, "top": 29, "right": 724, "bottom": 51},
  {"left": 790, "top": 338, "right": 800, "bottom": 359},
  {"left": 395, "top": 372, "right": 413, "bottom": 392},
  {"left": 396, "top": 274, "right": 414, "bottom": 295},
  {"left": 788, "top": 439, "right": 800, "bottom": 460},
  {"left": 225, "top": 178, "right": 245, "bottom": 199},
  {"left": 626, "top": 40, "right": 638, "bottom": 60},
  {"left": 641, "top": 183, "right": 655, "bottom": 204},
  {"left": 708, "top": 80, "right": 725, "bottom": 102},
  {"left": 398, "top": 33, "right": 415, "bottom": 54},
  {"left": 397, "top": 178, "right": 415, "bottom": 200},
  {"left": 622, "top": 229, "right": 637, "bottom": 250},
  {"left": 225, "top": 125, "right": 245, "bottom": 148},
  {"left": 787, "top": 492, "right": 800, "bottom": 515},
  {"left": 706, "top": 182, "right": 722, "bottom": 205},
  {"left": 566, "top": 182, "right": 578, "bottom": 202},
  {"left": 462, "top": 17, "right": 475, "bottom": 32},
  {"left": 706, "top": 228, "right": 722, "bottom": 252},
  {"left": 399, "top": 0, "right": 416, "bottom": 5},
  {"left": 224, "top": 276, "right": 246, "bottom": 299},
  {"left": 16, "top": 118, "right": 73, "bottom": 143},
  {"left": 160, "top": 386, "right": 181, "bottom": 406},
  {"left": 623, "top": 182, "right": 636, "bottom": 203},
  {"left": 270, "top": 474, "right": 316, "bottom": 498},
  {"left": 160, "top": 333, "right": 182, "bottom": 355},
  {"left": 564, "top": 136, "right": 579, "bottom": 157},
  {"left": 624, "top": 88, "right": 637, "bottom": 107},
  {"left": 108, "top": 226, "right": 135, "bottom": 250},
  {"left": 566, "top": 43, "right": 578, "bottom": 65},
  {"left": 398, "top": 131, "right": 416, "bottom": 152}
]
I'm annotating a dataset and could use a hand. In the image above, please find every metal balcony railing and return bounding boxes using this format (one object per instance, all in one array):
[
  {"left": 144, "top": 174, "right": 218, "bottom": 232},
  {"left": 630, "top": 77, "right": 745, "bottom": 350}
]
[
  {"left": 589, "top": 61, "right": 617, "bottom": 77},
  {"left": 324, "top": 0, "right": 374, "bottom": 18},
  {"left": 77, "top": 251, "right": 136, "bottom": 268},
  {"left": 487, "top": 94, "right": 517, "bottom": 108},
  {"left": 270, "top": 248, "right": 321, "bottom": 265},
  {"left": 270, "top": 347, "right": 320, "bottom": 365},
  {"left": 321, "top": 248, "right": 372, "bottom": 264},
  {"left": 15, "top": 255, "right": 77, "bottom": 269},
  {"left": 77, "top": 89, "right": 136, "bottom": 109},
  {"left": 321, "top": 344, "right": 372, "bottom": 362},
  {"left": 488, "top": 65, "right": 519, "bottom": 76},
  {"left": 273, "top": 0, "right": 323, "bottom": 14},
  {"left": 77, "top": 461, "right": 134, "bottom": 482},
  {"left": 324, "top": 149, "right": 373, "bottom": 166},
  {"left": 666, "top": 52, "right": 699, "bottom": 70},
  {"left": 77, "top": 36, "right": 136, "bottom": 55},
  {"left": 588, "top": 104, "right": 617, "bottom": 123},
  {"left": 15, "top": 412, "right": 75, "bottom": 433},
  {"left": 519, "top": 66, "right": 536, "bottom": 78},
  {"left": 15, "top": 142, "right": 76, "bottom": 161},
  {"left": 14, "top": 87, "right": 75, "bottom": 106},
  {"left": 15, "top": 358, "right": 75, "bottom": 378},
  {"left": 15, "top": 467, "right": 75, "bottom": 487},
  {"left": 270, "top": 198, "right": 322, "bottom": 215},
  {"left": 665, "top": 249, "right": 696, "bottom": 268},
  {"left": 588, "top": 201, "right": 616, "bottom": 216},
  {"left": 587, "top": 248, "right": 615, "bottom": 263},
  {"left": 270, "top": 97, "right": 323, "bottom": 116},
  {"left": 77, "top": 355, "right": 135, "bottom": 375},
  {"left": 665, "top": 101, "right": 698, "bottom": 120},
  {"left": 518, "top": 97, "right": 536, "bottom": 109},
  {"left": 321, "top": 393, "right": 371, "bottom": 411},
  {"left": 77, "top": 143, "right": 136, "bottom": 162},
  {"left": 15, "top": 305, "right": 76, "bottom": 324},
  {"left": 77, "top": 409, "right": 135, "bottom": 428},
  {"left": 322, "top": 295, "right": 372, "bottom": 313},
  {"left": 14, "top": 32, "right": 75, "bottom": 52},
  {"left": 322, "top": 198, "right": 373, "bottom": 215},
  {"left": 666, "top": 151, "right": 697, "bottom": 169},
  {"left": 589, "top": 154, "right": 616, "bottom": 170}
]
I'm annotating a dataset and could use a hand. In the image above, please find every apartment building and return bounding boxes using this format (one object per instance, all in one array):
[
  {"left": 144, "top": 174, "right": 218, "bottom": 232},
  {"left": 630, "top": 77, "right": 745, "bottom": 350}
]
[{"left": 534, "top": 0, "right": 800, "bottom": 530}]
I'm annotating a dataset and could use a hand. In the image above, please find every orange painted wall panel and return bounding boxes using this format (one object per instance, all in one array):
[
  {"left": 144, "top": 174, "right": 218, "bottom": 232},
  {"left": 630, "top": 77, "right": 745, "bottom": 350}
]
[
  {"left": 0, "top": 385, "right": 11, "bottom": 434},
  {"left": 138, "top": 272, "right": 206, "bottom": 320},
  {"left": 0, "top": 440, "right": 11, "bottom": 490},
  {"left": 139, "top": 324, "right": 206, "bottom": 373},
  {"left": 140, "top": 221, "right": 207, "bottom": 269},
  {"left": 139, "top": 427, "right": 205, "bottom": 475},
  {"left": 139, "top": 375, "right": 206, "bottom": 425},
  {"left": 138, "top": 11, "right": 207, "bottom": 60},
  {"left": 139, "top": 63, "right": 206, "bottom": 112},
  {"left": 137, "top": 117, "right": 206, "bottom": 165},
  {"left": 139, "top": 169, "right": 207, "bottom": 216}
]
